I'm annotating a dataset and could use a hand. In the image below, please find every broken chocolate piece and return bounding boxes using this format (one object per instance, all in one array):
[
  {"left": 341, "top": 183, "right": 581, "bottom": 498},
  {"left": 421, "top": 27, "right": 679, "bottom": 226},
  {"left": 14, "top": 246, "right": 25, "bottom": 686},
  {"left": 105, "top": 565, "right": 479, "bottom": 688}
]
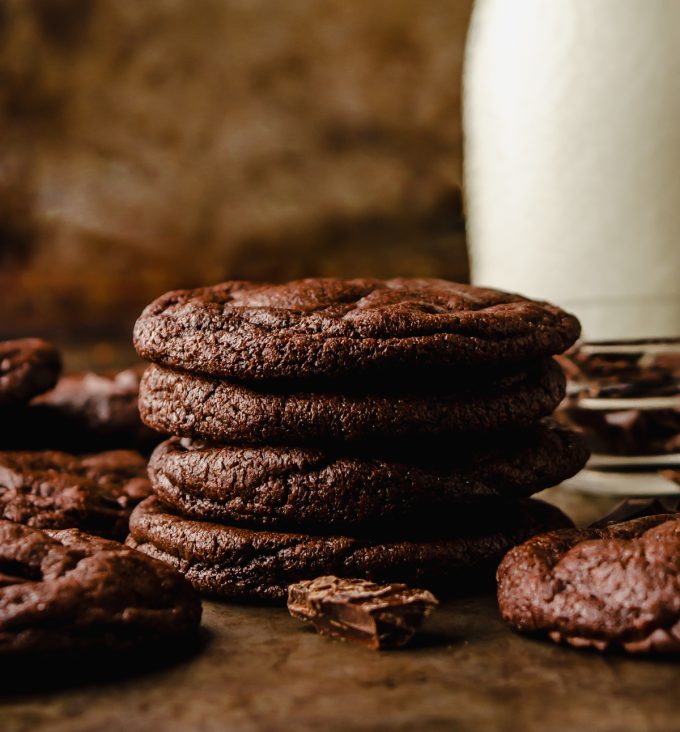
[
  {"left": 287, "top": 576, "right": 438, "bottom": 650},
  {"left": 558, "top": 342, "right": 680, "bottom": 399},
  {"left": 557, "top": 405, "right": 680, "bottom": 456},
  {"left": 590, "top": 497, "right": 680, "bottom": 528}
]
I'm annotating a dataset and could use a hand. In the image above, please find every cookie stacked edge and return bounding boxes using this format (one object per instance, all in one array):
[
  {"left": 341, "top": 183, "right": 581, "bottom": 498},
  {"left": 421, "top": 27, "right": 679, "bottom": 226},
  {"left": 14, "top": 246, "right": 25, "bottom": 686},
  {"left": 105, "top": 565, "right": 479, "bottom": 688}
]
[{"left": 129, "top": 277, "right": 586, "bottom": 600}]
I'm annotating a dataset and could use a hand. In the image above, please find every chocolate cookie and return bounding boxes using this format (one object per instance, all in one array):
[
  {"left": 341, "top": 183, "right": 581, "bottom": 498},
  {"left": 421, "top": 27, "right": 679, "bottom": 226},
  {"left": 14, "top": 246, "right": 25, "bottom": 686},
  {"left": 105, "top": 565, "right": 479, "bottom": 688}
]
[
  {"left": 10, "top": 365, "right": 161, "bottom": 451},
  {"left": 133, "top": 278, "right": 580, "bottom": 380},
  {"left": 497, "top": 514, "right": 680, "bottom": 653},
  {"left": 147, "top": 423, "right": 588, "bottom": 531},
  {"left": 0, "top": 450, "right": 151, "bottom": 539},
  {"left": 127, "top": 496, "right": 572, "bottom": 601},
  {"left": 139, "top": 359, "right": 566, "bottom": 444},
  {"left": 0, "top": 338, "right": 61, "bottom": 407},
  {"left": 0, "top": 519, "right": 200, "bottom": 655}
]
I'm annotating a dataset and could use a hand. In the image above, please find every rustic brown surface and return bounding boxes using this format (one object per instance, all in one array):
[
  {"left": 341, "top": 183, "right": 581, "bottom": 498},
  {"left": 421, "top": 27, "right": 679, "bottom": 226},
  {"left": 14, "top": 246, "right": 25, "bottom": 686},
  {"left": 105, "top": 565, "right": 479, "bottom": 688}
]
[{"left": 2, "top": 487, "right": 678, "bottom": 732}]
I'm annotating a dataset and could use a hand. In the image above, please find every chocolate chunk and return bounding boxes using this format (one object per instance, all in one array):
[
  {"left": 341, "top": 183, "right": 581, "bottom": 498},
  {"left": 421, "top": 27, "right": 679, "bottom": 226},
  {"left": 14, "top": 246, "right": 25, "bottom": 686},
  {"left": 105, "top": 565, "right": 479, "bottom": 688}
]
[
  {"left": 558, "top": 406, "right": 680, "bottom": 456},
  {"left": 288, "top": 576, "right": 438, "bottom": 649},
  {"left": 559, "top": 342, "right": 680, "bottom": 399},
  {"left": 590, "top": 498, "right": 680, "bottom": 528}
]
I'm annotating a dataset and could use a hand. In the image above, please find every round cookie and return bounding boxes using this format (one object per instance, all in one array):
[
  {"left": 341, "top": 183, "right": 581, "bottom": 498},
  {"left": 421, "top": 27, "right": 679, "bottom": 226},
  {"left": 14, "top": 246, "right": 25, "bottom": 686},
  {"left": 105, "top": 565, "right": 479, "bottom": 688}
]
[
  {"left": 0, "top": 338, "right": 61, "bottom": 407},
  {"left": 0, "top": 519, "right": 200, "bottom": 655},
  {"left": 133, "top": 278, "right": 580, "bottom": 380},
  {"left": 127, "top": 496, "right": 572, "bottom": 602},
  {"left": 139, "top": 359, "right": 566, "bottom": 444},
  {"left": 148, "top": 423, "right": 588, "bottom": 531},
  {"left": 0, "top": 450, "right": 151, "bottom": 539},
  {"left": 497, "top": 514, "right": 680, "bottom": 654},
  {"left": 10, "top": 365, "right": 161, "bottom": 452}
]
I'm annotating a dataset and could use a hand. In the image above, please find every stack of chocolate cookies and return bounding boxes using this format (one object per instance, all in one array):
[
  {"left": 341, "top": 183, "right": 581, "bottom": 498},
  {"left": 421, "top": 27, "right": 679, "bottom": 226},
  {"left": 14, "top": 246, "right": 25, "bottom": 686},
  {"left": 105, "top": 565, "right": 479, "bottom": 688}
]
[{"left": 128, "top": 278, "right": 588, "bottom": 601}]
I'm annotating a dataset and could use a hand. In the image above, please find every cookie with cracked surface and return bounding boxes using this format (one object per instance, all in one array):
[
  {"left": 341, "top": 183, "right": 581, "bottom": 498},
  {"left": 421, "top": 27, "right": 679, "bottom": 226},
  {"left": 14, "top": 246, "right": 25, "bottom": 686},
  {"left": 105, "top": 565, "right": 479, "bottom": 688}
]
[
  {"left": 0, "top": 450, "right": 151, "bottom": 539},
  {"left": 9, "top": 365, "right": 160, "bottom": 451},
  {"left": 133, "top": 278, "right": 580, "bottom": 380},
  {"left": 138, "top": 359, "right": 566, "bottom": 444},
  {"left": 127, "top": 496, "right": 572, "bottom": 602},
  {"left": 147, "top": 423, "right": 588, "bottom": 531},
  {"left": 0, "top": 338, "right": 61, "bottom": 407},
  {"left": 0, "top": 519, "right": 200, "bottom": 655},
  {"left": 497, "top": 514, "right": 680, "bottom": 654}
]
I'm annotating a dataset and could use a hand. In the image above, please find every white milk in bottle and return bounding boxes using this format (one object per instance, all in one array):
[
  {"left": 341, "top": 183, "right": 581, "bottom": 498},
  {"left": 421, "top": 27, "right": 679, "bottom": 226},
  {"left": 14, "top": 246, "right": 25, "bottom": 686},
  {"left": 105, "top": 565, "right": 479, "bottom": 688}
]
[{"left": 463, "top": 0, "right": 680, "bottom": 340}]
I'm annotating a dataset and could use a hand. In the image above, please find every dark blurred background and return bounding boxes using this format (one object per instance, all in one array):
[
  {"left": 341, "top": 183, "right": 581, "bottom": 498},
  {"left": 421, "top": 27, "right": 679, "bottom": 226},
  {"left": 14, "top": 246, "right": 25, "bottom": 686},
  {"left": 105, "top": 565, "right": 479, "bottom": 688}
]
[{"left": 0, "top": 0, "right": 472, "bottom": 367}]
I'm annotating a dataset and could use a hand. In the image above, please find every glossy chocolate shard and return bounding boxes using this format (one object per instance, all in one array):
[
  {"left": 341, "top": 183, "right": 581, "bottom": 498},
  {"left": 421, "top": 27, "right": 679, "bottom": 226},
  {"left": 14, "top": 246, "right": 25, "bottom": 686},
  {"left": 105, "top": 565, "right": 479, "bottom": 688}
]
[
  {"left": 590, "top": 497, "right": 680, "bottom": 528},
  {"left": 287, "top": 576, "right": 438, "bottom": 650}
]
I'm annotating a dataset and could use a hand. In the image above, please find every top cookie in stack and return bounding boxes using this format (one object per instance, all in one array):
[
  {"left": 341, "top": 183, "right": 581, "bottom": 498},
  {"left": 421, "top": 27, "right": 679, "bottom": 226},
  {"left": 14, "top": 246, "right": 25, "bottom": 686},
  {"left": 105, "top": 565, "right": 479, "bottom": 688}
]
[
  {"left": 133, "top": 278, "right": 577, "bottom": 380},
  {"left": 129, "top": 278, "right": 585, "bottom": 601}
]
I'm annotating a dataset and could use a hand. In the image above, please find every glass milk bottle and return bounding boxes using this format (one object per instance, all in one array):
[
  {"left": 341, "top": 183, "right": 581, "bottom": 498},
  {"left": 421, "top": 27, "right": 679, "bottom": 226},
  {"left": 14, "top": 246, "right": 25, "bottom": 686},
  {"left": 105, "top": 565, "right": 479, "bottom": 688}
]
[{"left": 463, "top": 0, "right": 680, "bottom": 341}]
